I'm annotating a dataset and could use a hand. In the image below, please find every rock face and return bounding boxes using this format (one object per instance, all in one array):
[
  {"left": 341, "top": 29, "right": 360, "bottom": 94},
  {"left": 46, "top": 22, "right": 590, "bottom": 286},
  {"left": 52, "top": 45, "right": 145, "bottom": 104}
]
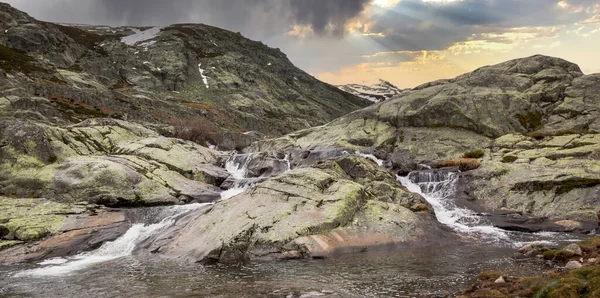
[
  {"left": 253, "top": 55, "right": 600, "bottom": 223},
  {"left": 0, "top": 3, "right": 369, "bottom": 149},
  {"left": 138, "top": 155, "right": 449, "bottom": 263}
]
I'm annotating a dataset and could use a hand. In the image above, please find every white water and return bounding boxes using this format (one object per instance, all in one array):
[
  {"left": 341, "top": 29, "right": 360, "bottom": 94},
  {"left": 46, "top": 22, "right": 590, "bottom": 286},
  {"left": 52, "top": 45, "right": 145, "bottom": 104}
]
[
  {"left": 220, "top": 154, "right": 254, "bottom": 200},
  {"left": 397, "top": 172, "right": 510, "bottom": 242},
  {"left": 220, "top": 153, "right": 293, "bottom": 201},
  {"left": 17, "top": 203, "right": 209, "bottom": 277}
]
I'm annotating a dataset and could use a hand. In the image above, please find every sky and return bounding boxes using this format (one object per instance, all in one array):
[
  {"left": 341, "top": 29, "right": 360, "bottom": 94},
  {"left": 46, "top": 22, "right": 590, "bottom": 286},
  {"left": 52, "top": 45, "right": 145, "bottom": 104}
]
[{"left": 5, "top": 0, "right": 600, "bottom": 88}]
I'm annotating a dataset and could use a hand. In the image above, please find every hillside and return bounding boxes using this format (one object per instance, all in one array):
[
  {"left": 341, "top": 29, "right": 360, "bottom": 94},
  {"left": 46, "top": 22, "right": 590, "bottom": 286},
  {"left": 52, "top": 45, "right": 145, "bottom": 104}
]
[{"left": 0, "top": 2, "right": 369, "bottom": 149}]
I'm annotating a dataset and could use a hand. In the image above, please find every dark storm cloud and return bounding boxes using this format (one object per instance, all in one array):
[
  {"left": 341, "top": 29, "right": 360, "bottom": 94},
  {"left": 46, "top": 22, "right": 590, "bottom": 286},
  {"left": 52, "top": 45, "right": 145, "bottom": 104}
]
[
  {"left": 365, "top": 0, "right": 599, "bottom": 52},
  {"left": 5, "top": 0, "right": 369, "bottom": 38},
  {"left": 287, "top": 0, "right": 370, "bottom": 35}
]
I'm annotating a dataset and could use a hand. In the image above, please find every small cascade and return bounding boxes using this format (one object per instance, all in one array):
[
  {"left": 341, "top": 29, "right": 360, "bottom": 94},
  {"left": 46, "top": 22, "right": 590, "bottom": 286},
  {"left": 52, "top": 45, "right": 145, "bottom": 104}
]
[
  {"left": 17, "top": 203, "right": 210, "bottom": 277},
  {"left": 356, "top": 151, "right": 384, "bottom": 166},
  {"left": 398, "top": 171, "right": 510, "bottom": 242},
  {"left": 220, "top": 153, "right": 292, "bottom": 201}
]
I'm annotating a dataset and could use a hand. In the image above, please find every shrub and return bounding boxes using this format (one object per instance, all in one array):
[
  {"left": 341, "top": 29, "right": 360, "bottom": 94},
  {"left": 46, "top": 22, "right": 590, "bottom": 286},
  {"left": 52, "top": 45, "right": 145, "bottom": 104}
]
[
  {"left": 434, "top": 158, "right": 480, "bottom": 171},
  {"left": 169, "top": 117, "right": 223, "bottom": 146},
  {"left": 463, "top": 149, "right": 485, "bottom": 159}
]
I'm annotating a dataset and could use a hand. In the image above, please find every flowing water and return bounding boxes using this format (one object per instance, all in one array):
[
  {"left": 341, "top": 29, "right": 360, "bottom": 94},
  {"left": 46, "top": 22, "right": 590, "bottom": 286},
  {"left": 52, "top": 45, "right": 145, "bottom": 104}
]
[{"left": 0, "top": 153, "right": 586, "bottom": 297}]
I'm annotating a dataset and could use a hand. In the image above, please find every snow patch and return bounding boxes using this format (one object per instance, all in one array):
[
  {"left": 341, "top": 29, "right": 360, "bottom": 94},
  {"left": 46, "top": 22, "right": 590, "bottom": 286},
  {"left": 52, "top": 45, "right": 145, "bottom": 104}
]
[
  {"left": 198, "top": 63, "right": 209, "bottom": 88},
  {"left": 121, "top": 27, "right": 163, "bottom": 46}
]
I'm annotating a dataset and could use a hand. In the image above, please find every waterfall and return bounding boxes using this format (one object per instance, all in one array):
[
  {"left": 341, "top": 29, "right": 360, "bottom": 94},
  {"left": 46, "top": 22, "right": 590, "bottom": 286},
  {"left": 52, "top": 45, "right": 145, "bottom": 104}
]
[
  {"left": 220, "top": 153, "right": 292, "bottom": 201},
  {"left": 221, "top": 154, "right": 254, "bottom": 200},
  {"left": 397, "top": 171, "right": 510, "bottom": 241},
  {"left": 16, "top": 203, "right": 210, "bottom": 277}
]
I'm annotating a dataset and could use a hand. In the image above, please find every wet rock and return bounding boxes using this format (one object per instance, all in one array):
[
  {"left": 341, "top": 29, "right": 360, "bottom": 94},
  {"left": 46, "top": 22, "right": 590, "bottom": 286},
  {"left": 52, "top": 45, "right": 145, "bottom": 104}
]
[
  {"left": 515, "top": 241, "right": 550, "bottom": 258},
  {"left": 564, "top": 260, "right": 583, "bottom": 270},
  {"left": 554, "top": 220, "right": 584, "bottom": 231}
]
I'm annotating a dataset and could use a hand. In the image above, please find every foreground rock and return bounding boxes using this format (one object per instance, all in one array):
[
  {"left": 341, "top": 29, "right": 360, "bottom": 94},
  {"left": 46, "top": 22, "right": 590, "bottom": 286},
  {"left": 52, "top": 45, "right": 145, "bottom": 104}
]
[
  {"left": 0, "top": 197, "right": 130, "bottom": 264},
  {"left": 0, "top": 118, "right": 224, "bottom": 206},
  {"left": 252, "top": 55, "right": 600, "bottom": 223},
  {"left": 138, "top": 155, "right": 452, "bottom": 263}
]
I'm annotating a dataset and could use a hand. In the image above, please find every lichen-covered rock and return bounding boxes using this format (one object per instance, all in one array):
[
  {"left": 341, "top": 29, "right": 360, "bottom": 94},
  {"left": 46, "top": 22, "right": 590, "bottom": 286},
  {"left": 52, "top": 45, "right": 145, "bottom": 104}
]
[
  {"left": 458, "top": 133, "right": 600, "bottom": 221},
  {"left": 252, "top": 55, "right": 600, "bottom": 224},
  {"left": 138, "top": 155, "right": 448, "bottom": 263},
  {"left": 0, "top": 197, "right": 130, "bottom": 263},
  {"left": 0, "top": 197, "right": 87, "bottom": 242},
  {"left": 0, "top": 118, "right": 223, "bottom": 206}
]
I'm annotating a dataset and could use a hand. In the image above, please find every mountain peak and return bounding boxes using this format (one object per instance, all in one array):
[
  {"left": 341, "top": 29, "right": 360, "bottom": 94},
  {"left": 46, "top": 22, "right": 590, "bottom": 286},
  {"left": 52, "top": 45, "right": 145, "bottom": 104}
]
[{"left": 337, "top": 79, "right": 405, "bottom": 103}]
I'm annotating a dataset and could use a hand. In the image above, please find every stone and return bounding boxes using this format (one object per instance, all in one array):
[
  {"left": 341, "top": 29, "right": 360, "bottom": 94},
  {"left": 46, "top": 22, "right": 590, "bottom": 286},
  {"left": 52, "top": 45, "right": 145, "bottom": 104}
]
[
  {"left": 564, "top": 260, "right": 583, "bottom": 270},
  {"left": 494, "top": 276, "right": 506, "bottom": 284},
  {"left": 554, "top": 220, "right": 584, "bottom": 231},
  {"left": 588, "top": 258, "right": 597, "bottom": 264},
  {"left": 563, "top": 243, "right": 583, "bottom": 256}
]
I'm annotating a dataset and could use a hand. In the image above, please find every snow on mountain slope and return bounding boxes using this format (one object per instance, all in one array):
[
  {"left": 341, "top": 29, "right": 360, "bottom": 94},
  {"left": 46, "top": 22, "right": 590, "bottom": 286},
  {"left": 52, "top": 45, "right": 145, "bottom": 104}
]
[{"left": 338, "top": 80, "right": 406, "bottom": 103}]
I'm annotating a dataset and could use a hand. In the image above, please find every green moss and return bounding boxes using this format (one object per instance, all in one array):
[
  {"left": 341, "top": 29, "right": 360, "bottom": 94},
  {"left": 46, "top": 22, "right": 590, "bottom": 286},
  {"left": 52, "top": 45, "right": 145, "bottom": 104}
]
[
  {"left": 517, "top": 111, "right": 543, "bottom": 131},
  {"left": 471, "top": 289, "right": 507, "bottom": 298},
  {"left": 464, "top": 149, "right": 485, "bottom": 159},
  {"left": 478, "top": 270, "right": 502, "bottom": 281},
  {"left": 544, "top": 277, "right": 585, "bottom": 298},
  {"left": 502, "top": 155, "right": 518, "bottom": 163},
  {"left": 556, "top": 178, "right": 600, "bottom": 195},
  {"left": 0, "top": 44, "right": 45, "bottom": 73},
  {"left": 544, "top": 249, "right": 557, "bottom": 260}
]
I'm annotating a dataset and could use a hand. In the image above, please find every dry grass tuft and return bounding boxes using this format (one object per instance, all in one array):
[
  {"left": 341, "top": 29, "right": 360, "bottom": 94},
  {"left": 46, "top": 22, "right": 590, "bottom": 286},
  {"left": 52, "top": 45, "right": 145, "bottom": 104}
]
[{"left": 433, "top": 158, "right": 480, "bottom": 171}]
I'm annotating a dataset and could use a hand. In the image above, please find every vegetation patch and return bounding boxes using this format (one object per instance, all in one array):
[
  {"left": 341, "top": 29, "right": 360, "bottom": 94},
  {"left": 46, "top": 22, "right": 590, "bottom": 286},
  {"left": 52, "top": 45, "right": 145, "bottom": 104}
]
[
  {"left": 50, "top": 23, "right": 110, "bottom": 55},
  {"left": 501, "top": 155, "right": 518, "bottom": 163},
  {"left": 0, "top": 44, "right": 45, "bottom": 73},
  {"left": 528, "top": 129, "right": 579, "bottom": 140},
  {"left": 168, "top": 117, "right": 223, "bottom": 146},
  {"left": 517, "top": 111, "right": 543, "bottom": 131},
  {"left": 433, "top": 158, "right": 480, "bottom": 171},
  {"left": 463, "top": 149, "right": 485, "bottom": 159},
  {"left": 462, "top": 237, "right": 600, "bottom": 298}
]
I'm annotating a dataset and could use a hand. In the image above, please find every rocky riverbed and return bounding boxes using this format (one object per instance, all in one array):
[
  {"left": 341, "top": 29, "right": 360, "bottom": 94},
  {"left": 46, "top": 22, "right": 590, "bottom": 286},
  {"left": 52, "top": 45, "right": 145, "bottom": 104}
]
[{"left": 0, "top": 2, "right": 599, "bottom": 296}]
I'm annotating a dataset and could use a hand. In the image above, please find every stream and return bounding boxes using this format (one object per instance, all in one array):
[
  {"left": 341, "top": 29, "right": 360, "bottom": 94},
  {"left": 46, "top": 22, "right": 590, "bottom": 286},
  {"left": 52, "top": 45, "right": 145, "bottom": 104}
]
[{"left": 0, "top": 153, "right": 586, "bottom": 297}]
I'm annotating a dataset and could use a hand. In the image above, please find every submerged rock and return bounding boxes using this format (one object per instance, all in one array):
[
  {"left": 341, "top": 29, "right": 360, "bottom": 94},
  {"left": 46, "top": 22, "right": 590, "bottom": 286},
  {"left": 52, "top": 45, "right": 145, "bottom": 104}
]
[{"left": 138, "top": 155, "right": 451, "bottom": 263}]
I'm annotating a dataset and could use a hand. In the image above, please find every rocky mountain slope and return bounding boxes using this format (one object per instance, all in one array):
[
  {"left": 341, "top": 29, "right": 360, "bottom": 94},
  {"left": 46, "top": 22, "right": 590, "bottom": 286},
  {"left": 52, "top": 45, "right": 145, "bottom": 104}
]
[
  {"left": 338, "top": 79, "right": 405, "bottom": 103},
  {"left": 0, "top": 2, "right": 369, "bottom": 149},
  {"left": 253, "top": 55, "right": 600, "bottom": 223}
]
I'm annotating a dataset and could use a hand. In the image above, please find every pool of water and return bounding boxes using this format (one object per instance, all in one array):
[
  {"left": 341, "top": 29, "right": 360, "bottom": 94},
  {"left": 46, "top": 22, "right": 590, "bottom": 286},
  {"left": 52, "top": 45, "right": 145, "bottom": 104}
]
[{"left": 0, "top": 242, "right": 553, "bottom": 298}]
